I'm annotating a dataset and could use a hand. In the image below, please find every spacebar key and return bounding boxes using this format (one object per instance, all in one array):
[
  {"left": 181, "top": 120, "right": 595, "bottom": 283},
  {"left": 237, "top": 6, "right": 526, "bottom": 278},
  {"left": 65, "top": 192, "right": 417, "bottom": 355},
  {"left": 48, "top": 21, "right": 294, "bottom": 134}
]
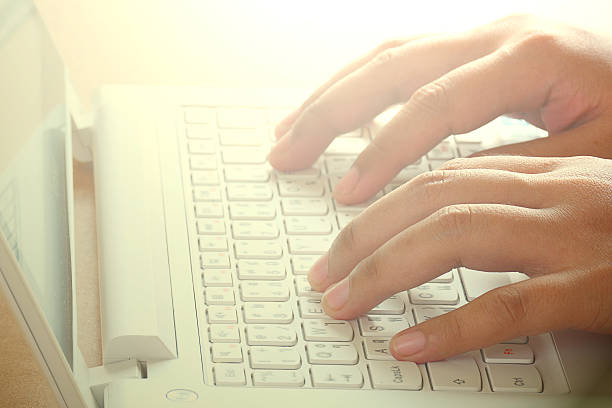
[{"left": 288, "top": 236, "right": 333, "bottom": 255}]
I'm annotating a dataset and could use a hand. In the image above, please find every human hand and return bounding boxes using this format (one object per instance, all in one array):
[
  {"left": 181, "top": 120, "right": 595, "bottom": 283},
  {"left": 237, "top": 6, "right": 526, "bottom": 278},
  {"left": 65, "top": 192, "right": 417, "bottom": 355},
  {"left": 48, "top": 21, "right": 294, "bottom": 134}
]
[
  {"left": 308, "top": 155, "right": 612, "bottom": 362},
  {"left": 268, "top": 14, "right": 612, "bottom": 205}
]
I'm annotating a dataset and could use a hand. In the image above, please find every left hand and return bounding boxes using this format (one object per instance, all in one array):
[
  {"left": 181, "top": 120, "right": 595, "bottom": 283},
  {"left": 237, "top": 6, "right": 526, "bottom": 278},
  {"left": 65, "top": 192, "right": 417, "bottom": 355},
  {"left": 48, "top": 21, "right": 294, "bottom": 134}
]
[{"left": 307, "top": 155, "right": 612, "bottom": 362}]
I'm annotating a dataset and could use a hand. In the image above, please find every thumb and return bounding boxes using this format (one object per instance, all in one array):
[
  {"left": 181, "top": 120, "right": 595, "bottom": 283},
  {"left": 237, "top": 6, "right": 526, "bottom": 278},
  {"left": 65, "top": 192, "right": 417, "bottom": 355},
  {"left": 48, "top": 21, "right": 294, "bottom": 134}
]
[{"left": 389, "top": 276, "right": 574, "bottom": 363}]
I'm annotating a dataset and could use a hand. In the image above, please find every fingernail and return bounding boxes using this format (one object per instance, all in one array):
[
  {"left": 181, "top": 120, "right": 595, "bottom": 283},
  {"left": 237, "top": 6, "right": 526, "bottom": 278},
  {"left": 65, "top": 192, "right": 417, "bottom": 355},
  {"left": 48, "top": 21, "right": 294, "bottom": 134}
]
[
  {"left": 391, "top": 331, "right": 426, "bottom": 358},
  {"left": 308, "top": 253, "right": 329, "bottom": 286},
  {"left": 334, "top": 167, "right": 360, "bottom": 196},
  {"left": 322, "top": 279, "right": 349, "bottom": 311}
]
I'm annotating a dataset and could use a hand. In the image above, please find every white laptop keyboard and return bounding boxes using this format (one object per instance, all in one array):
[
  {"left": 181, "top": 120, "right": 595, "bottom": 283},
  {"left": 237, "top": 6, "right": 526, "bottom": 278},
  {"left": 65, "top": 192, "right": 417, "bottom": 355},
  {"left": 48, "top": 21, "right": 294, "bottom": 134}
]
[{"left": 178, "top": 105, "right": 567, "bottom": 394}]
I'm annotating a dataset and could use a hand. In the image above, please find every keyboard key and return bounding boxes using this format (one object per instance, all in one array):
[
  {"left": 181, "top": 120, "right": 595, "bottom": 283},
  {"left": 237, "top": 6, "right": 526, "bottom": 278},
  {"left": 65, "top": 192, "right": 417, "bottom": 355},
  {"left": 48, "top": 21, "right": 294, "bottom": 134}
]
[
  {"left": 190, "top": 155, "right": 217, "bottom": 170},
  {"left": 200, "top": 252, "right": 231, "bottom": 269},
  {"left": 302, "top": 319, "right": 354, "bottom": 342},
  {"left": 207, "top": 305, "right": 238, "bottom": 324},
  {"left": 281, "top": 198, "right": 328, "bottom": 216},
  {"left": 195, "top": 202, "right": 224, "bottom": 218},
  {"left": 310, "top": 366, "right": 363, "bottom": 388},
  {"left": 186, "top": 124, "right": 215, "bottom": 139},
  {"left": 229, "top": 202, "right": 276, "bottom": 220},
  {"left": 224, "top": 166, "right": 270, "bottom": 182},
  {"left": 237, "top": 260, "right": 285, "bottom": 280},
  {"left": 214, "top": 364, "right": 246, "bottom": 386},
  {"left": 391, "top": 166, "right": 426, "bottom": 183},
  {"left": 333, "top": 193, "right": 382, "bottom": 213},
  {"left": 249, "top": 347, "right": 301, "bottom": 369},
  {"left": 275, "top": 167, "right": 321, "bottom": 180},
  {"left": 196, "top": 219, "right": 226, "bottom": 235},
  {"left": 430, "top": 270, "right": 454, "bottom": 283},
  {"left": 291, "top": 255, "right": 319, "bottom": 275},
  {"left": 184, "top": 107, "right": 215, "bottom": 124},
  {"left": 306, "top": 342, "right": 358, "bottom": 365},
  {"left": 502, "top": 337, "right": 529, "bottom": 344},
  {"left": 294, "top": 276, "right": 322, "bottom": 299},
  {"left": 193, "top": 186, "right": 222, "bottom": 202},
  {"left": 369, "top": 295, "right": 405, "bottom": 315},
  {"left": 278, "top": 179, "right": 325, "bottom": 197},
  {"left": 413, "top": 306, "right": 456, "bottom": 324},
  {"left": 459, "top": 268, "right": 526, "bottom": 301},
  {"left": 188, "top": 140, "right": 216, "bottom": 154},
  {"left": 222, "top": 147, "right": 267, "bottom": 164},
  {"left": 363, "top": 338, "right": 394, "bottom": 360},
  {"left": 325, "top": 156, "right": 355, "bottom": 174},
  {"left": 191, "top": 170, "right": 219, "bottom": 186},
  {"left": 202, "top": 269, "right": 233, "bottom": 287},
  {"left": 252, "top": 370, "right": 305, "bottom": 387},
  {"left": 427, "top": 139, "right": 456, "bottom": 160},
  {"left": 486, "top": 364, "right": 543, "bottom": 393},
  {"left": 482, "top": 344, "right": 534, "bottom": 364},
  {"left": 198, "top": 236, "right": 228, "bottom": 252},
  {"left": 232, "top": 221, "right": 279, "bottom": 239},
  {"left": 246, "top": 325, "right": 297, "bottom": 346},
  {"left": 298, "top": 299, "right": 329, "bottom": 319},
  {"left": 428, "top": 356, "right": 482, "bottom": 391},
  {"left": 324, "top": 138, "right": 368, "bottom": 156},
  {"left": 285, "top": 217, "right": 332, "bottom": 235},
  {"left": 211, "top": 343, "right": 243, "bottom": 363},
  {"left": 205, "top": 287, "right": 235, "bottom": 306},
  {"left": 209, "top": 324, "right": 240, "bottom": 343},
  {"left": 219, "top": 129, "right": 266, "bottom": 146},
  {"left": 336, "top": 211, "right": 356, "bottom": 229},
  {"left": 358, "top": 315, "right": 411, "bottom": 337},
  {"left": 240, "top": 282, "right": 290, "bottom": 302},
  {"left": 227, "top": 184, "right": 273, "bottom": 201},
  {"left": 408, "top": 284, "right": 459, "bottom": 305},
  {"left": 288, "top": 236, "right": 333, "bottom": 255},
  {"left": 368, "top": 361, "right": 422, "bottom": 390},
  {"left": 243, "top": 302, "right": 293, "bottom": 324},
  {"left": 235, "top": 241, "right": 283, "bottom": 259},
  {"left": 217, "top": 108, "right": 266, "bottom": 128},
  {"left": 383, "top": 183, "right": 404, "bottom": 195}
]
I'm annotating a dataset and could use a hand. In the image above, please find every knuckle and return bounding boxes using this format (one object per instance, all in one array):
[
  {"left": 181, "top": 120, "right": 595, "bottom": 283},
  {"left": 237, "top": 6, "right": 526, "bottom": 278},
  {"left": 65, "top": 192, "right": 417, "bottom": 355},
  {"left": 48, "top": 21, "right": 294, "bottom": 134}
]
[
  {"left": 488, "top": 286, "right": 530, "bottom": 329},
  {"left": 410, "top": 81, "right": 453, "bottom": 126},
  {"left": 372, "top": 47, "right": 400, "bottom": 66},
  {"left": 412, "top": 170, "right": 453, "bottom": 203},
  {"left": 433, "top": 204, "right": 475, "bottom": 237},
  {"left": 515, "top": 29, "right": 562, "bottom": 55},
  {"left": 439, "top": 157, "right": 470, "bottom": 171},
  {"left": 375, "top": 38, "right": 406, "bottom": 53}
]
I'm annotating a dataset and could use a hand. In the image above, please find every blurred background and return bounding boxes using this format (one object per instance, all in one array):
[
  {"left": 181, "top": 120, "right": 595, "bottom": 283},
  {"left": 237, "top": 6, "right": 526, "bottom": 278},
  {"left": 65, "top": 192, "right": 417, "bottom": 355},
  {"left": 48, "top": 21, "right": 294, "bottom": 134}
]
[{"left": 34, "top": 0, "right": 612, "bottom": 108}]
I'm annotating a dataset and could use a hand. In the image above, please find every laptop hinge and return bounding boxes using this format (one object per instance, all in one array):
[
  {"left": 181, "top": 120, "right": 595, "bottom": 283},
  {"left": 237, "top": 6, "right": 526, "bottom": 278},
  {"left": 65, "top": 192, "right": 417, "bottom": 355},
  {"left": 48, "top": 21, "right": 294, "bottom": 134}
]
[
  {"left": 93, "top": 89, "right": 178, "bottom": 365},
  {"left": 89, "top": 360, "right": 143, "bottom": 408}
]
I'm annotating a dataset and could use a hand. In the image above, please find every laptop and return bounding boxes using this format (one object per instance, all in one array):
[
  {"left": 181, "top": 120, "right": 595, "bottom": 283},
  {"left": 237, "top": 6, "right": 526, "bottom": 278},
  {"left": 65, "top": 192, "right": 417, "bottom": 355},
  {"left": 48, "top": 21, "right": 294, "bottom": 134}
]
[{"left": 1, "top": 1, "right": 611, "bottom": 407}]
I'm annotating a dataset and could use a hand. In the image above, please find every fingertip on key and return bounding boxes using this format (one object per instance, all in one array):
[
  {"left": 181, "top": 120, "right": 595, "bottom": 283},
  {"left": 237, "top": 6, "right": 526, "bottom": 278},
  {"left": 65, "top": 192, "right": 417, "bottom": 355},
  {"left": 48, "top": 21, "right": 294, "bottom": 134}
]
[{"left": 307, "top": 253, "right": 329, "bottom": 288}]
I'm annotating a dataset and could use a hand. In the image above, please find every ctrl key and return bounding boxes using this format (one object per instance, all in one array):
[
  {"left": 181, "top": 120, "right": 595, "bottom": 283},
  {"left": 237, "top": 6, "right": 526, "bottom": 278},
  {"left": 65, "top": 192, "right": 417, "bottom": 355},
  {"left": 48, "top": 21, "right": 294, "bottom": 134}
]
[
  {"left": 214, "top": 364, "right": 246, "bottom": 386},
  {"left": 486, "top": 364, "right": 542, "bottom": 393},
  {"left": 368, "top": 361, "right": 422, "bottom": 390}
]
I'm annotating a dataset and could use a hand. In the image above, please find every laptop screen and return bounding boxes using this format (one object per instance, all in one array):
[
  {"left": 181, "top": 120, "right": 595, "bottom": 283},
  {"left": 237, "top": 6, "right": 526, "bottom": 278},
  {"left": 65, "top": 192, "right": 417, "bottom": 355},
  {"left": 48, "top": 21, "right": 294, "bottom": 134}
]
[{"left": 0, "top": 0, "right": 73, "bottom": 368}]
